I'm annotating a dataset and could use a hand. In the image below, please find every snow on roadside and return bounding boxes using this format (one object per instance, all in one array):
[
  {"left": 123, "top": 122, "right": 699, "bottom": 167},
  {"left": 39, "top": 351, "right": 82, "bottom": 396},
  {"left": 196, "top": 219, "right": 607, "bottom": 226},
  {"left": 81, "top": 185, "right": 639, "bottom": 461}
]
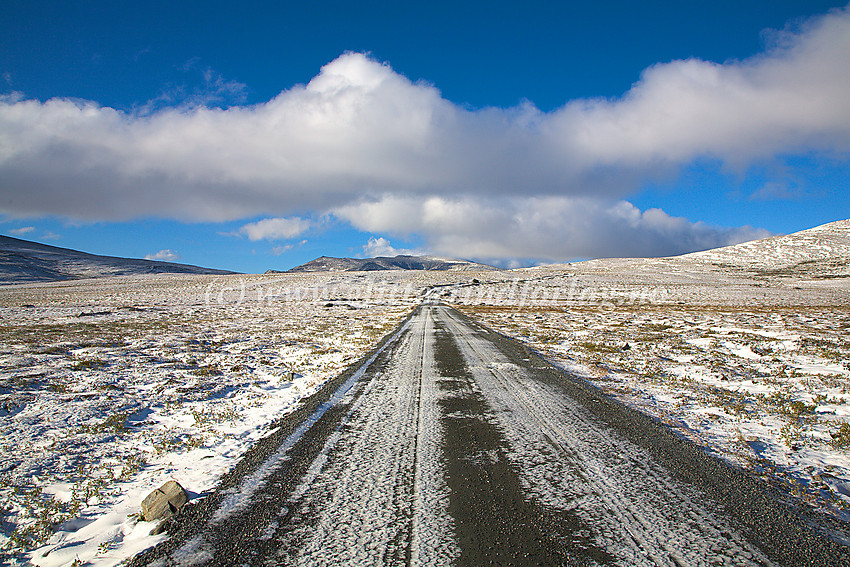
[
  {"left": 2, "top": 238, "right": 848, "bottom": 564},
  {"left": 0, "top": 273, "right": 425, "bottom": 566}
]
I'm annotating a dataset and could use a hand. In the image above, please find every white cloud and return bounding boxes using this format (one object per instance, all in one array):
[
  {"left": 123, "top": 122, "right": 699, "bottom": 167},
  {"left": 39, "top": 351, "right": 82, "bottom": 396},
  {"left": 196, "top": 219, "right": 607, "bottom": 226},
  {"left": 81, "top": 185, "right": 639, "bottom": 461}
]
[
  {"left": 8, "top": 226, "right": 34, "bottom": 236},
  {"left": 1, "top": 7, "right": 847, "bottom": 262},
  {"left": 337, "top": 195, "right": 771, "bottom": 262},
  {"left": 0, "top": 7, "right": 848, "bottom": 225},
  {"left": 145, "top": 249, "right": 180, "bottom": 262},
  {"left": 238, "top": 217, "right": 310, "bottom": 241},
  {"left": 359, "top": 236, "right": 418, "bottom": 258}
]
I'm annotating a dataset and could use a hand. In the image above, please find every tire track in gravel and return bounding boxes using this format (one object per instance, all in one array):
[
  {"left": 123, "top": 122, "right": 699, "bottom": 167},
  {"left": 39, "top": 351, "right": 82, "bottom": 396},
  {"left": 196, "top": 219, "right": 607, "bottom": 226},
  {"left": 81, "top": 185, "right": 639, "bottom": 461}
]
[
  {"left": 438, "top": 306, "right": 770, "bottom": 565},
  {"left": 433, "top": 313, "right": 615, "bottom": 566},
  {"left": 271, "top": 301, "right": 456, "bottom": 566}
]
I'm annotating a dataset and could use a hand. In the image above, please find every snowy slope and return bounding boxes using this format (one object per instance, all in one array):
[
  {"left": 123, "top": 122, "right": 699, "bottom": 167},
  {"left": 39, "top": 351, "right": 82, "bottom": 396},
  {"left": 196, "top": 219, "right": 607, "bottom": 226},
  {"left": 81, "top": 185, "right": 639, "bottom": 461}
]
[
  {"left": 0, "top": 236, "right": 237, "bottom": 285},
  {"left": 682, "top": 219, "right": 850, "bottom": 271},
  {"left": 282, "top": 254, "right": 499, "bottom": 273}
]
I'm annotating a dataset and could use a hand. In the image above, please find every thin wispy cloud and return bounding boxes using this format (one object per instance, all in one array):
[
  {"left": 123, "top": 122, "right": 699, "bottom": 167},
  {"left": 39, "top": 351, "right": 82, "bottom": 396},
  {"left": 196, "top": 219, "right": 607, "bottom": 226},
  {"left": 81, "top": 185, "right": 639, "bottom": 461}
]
[
  {"left": 270, "top": 244, "right": 293, "bottom": 256},
  {"left": 749, "top": 181, "right": 802, "bottom": 201},
  {"left": 8, "top": 226, "right": 35, "bottom": 236},
  {"left": 134, "top": 64, "right": 248, "bottom": 115},
  {"left": 270, "top": 239, "right": 307, "bottom": 256},
  {"left": 1, "top": 6, "right": 847, "bottom": 261}
]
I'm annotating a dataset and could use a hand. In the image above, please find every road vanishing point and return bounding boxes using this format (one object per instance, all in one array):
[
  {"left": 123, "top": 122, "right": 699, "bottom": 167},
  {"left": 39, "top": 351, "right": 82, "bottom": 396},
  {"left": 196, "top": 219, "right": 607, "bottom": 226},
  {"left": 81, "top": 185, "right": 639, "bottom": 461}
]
[{"left": 131, "top": 303, "right": 849, "bottom": 566}]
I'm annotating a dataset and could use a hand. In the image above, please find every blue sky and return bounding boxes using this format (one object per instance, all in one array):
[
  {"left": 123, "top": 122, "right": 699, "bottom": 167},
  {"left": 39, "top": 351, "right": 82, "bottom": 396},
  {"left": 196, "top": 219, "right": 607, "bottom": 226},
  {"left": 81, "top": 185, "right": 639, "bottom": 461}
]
[{"left": 1, "top": 1, "right": 849, "bottom": 271}]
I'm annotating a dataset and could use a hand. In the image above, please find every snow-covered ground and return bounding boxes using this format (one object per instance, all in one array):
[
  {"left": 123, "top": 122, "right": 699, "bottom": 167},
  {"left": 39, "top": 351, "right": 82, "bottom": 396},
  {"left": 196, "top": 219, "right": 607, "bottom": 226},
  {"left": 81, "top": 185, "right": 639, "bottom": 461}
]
[
  {"left": 0, "top": 272, "right": 444, "bottom": 566},
  {"left": 2, "top": 220, "right": 849, "bottom": 565}
]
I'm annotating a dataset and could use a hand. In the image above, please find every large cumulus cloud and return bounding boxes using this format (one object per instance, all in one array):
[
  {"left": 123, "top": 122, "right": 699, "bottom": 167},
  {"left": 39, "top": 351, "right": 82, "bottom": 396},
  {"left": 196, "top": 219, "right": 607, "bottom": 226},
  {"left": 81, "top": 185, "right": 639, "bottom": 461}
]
[
  {"left": 1, "top": 6, "right": 849, "bottom": 260},
  {"left": 336, "top": 196, "right": 771, "bottom": 262}
]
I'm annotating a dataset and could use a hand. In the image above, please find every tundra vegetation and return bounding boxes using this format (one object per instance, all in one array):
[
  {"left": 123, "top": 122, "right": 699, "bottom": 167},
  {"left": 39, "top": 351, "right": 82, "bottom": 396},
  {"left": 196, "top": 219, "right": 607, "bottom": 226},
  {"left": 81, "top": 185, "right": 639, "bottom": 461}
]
[{"left": 1, "top": 225, "right": 849, "bottom": 564}]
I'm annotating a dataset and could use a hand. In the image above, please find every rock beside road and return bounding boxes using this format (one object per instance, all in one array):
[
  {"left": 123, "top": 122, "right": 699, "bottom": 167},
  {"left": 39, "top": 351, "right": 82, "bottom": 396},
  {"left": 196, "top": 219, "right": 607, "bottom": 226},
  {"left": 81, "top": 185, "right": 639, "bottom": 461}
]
[{"left": 142, "top": 480, "right": 189, "bottom": 522}]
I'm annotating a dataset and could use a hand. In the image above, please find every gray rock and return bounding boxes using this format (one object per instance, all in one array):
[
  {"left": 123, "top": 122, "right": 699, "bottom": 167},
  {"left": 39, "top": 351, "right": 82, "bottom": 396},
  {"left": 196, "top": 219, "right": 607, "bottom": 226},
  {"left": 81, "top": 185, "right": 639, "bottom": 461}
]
[{"left": 141, "top": 480, "right": 189, "bottom": 522}]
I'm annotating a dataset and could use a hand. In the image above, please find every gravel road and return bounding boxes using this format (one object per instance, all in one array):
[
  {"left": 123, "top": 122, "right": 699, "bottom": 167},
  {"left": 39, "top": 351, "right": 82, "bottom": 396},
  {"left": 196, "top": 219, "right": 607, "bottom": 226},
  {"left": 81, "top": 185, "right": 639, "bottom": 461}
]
[{"left": 130, "top": 302, "right": 850, "bottom": 566}]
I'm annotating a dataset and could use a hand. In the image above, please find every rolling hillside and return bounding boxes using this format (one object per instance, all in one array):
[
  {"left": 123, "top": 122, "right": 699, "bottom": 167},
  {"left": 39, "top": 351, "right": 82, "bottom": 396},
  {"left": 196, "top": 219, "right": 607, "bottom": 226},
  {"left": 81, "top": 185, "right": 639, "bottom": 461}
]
[
  {"left": 279, "top": 254, "right": 499, "bottom": 273},
  {"left": 0, "top": 235, "right": 237, "bottom": 285}
]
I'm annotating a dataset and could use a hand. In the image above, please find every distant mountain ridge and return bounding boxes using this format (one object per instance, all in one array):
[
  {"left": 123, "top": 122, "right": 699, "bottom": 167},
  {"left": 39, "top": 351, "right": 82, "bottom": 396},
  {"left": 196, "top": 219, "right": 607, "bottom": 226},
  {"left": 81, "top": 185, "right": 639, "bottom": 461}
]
[
  {"left": 0, "top": 235, "right": 237, "bottom": 285},
  {"left": 278, "top": 254, "right": 499, "bottom": 273}
]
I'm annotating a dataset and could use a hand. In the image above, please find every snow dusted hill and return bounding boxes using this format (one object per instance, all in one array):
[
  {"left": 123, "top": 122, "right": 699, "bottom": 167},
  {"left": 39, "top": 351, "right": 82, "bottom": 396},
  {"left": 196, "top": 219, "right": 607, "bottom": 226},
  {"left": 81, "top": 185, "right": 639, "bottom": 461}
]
[
  {"left": 682, "top": 219, "right": 850, "bottom": 273},
  {"left": 281, "top": 254, "right": 499, "bottom": 273},
  {"left": 0, "top": 236, "right": 237, "bottom": 285}
]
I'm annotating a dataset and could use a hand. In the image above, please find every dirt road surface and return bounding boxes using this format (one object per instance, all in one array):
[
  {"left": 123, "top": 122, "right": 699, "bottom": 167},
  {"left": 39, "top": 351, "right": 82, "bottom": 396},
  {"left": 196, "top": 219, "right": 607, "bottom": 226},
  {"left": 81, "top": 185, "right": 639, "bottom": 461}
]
[{"left": 131, "top": 303, "right": 849, "bottom": 566}]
